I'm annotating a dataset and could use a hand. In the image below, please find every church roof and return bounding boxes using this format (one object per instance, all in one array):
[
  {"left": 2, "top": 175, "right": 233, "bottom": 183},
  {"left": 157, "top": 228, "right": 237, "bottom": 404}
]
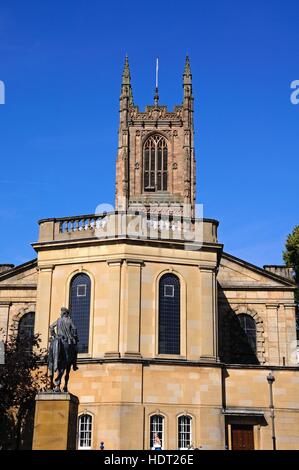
[
  {"left": 219, "top": 251, "right": 296, "bottom": 289},
  {"left": 0, "top": 258, "right": 37, "bottom": 287}
]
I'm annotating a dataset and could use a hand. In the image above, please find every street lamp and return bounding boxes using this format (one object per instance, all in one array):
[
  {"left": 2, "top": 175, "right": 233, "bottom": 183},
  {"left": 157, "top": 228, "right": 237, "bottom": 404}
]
[{"left": 267, "top": 372, "right": 276, "bottom": 450}]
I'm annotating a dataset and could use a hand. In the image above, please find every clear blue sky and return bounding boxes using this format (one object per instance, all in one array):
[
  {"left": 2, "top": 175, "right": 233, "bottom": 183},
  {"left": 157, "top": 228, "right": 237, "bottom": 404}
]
[{"left": 0, "top": 0, "right": 298, "bottom": 267}]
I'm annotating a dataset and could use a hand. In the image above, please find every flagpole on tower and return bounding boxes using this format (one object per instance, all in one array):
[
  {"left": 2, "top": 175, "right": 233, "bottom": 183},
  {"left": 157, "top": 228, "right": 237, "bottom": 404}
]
[{"left": 154, "top": 58, "right": 159, "bottom": 106}]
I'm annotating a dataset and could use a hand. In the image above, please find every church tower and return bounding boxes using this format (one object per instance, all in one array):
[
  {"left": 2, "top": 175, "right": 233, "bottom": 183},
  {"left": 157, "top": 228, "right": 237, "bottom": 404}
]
[{"left": 115, "top": 56, "right": 196, "bottom": 217}]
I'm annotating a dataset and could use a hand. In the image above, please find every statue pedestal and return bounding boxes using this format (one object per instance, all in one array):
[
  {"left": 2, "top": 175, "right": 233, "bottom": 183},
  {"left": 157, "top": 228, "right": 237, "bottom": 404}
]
[{"left": 32, "top": 392, "right": 79, "bottom": 450}]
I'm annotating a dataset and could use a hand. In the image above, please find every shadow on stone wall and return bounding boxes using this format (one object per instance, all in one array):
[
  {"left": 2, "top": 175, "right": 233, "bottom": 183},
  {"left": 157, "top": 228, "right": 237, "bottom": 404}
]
[{"left": 218, "top": 285, "right": 259, "bottom": 365}]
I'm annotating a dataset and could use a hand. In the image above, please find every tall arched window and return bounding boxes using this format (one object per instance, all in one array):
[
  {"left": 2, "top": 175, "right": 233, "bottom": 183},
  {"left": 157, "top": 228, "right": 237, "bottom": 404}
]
[
  {"left": 159, "top": 273, "right": 180, "bottom": 355},
  {"left": 238, "top": 314, "right": 256, "bottom": 354},
  {"left": 69, "top": 273, "right": 91, "bottom": 353},
  {"left": 78, "top": 414, "right": 92, "bottom": 449},
  {"left": 150, "top": 414, "right": 164, "bottom": 449},
  {"left": 143, "top": 134, "right": 168, "bottom": 192},
  {"left": 178, "top": 415, "right": 192, "bottom": 449},
  {"left": 18, "top": 312, "right": 35, "bottom": 353}
]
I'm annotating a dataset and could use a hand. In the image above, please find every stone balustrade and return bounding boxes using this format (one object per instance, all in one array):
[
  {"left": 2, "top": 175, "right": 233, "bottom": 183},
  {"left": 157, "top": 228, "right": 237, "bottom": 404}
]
[{"left": 38, "top": 211, "right": 219, "bottom": 245}]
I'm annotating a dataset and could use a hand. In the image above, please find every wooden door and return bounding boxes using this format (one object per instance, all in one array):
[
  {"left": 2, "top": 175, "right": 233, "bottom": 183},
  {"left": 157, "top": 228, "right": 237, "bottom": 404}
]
[{"left": 231, "top": 424, "right": 254, "bottom": 450}]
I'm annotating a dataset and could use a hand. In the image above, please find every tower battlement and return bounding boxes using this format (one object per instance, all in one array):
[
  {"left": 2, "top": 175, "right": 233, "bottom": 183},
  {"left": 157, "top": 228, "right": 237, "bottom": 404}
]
[{"left": 115, "top": 57, "right": 196, "bottom": 217}]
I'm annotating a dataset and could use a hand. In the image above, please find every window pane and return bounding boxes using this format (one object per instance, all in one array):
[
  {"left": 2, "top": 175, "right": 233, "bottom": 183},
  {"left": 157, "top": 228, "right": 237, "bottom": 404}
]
[
  {"left": 18, "top": 312, "right": 35, "bottom": 353},
  {"left": 151, "top": 147, "right": 155, "bottom": 170},
  {"left": 144, "top": 149, "right": 149, "bottom": 170},
  {"left": 150, "top": 171, "right": 155, "bottom": 188},
  {"left": 178, "top": 416, "right": 192, "bottom": 449},
  {"left": 238, "top": 314, "right": 256, "bottom": 354},
  {"left": 78, "top": 414, "right": 92, "bottom": 448},
  {"left": 143, "top": 135, "right": 168, "bottom": 192},
  {"left": 157, "top": 148, "right": 162, "bottom": 170},
  {"left": 144, "top": 171, "right": 149, "bottom": 189},
  {"left": 159, "top": 274, "right": 180, "bottom": 354},
  {"left": 163, "top": 172, "right": 167, "bottom": 191},
  {"left": 70, "top": 274, "right": 91, "bottom": 353},
  {"left": 157, "top": 172, "right": 161, "bottom": 191},
  {"left": 150, "top": 415, "right": 164, "bottom": 449}
]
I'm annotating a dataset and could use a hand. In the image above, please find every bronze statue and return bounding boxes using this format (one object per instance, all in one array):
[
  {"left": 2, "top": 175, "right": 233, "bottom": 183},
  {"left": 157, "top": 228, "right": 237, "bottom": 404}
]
[{"left": 48, "top": 307, "right": 79, "bottom": 392}]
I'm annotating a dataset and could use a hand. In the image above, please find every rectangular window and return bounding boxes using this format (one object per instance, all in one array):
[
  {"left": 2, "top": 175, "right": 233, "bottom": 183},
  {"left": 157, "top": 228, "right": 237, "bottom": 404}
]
[
  {"left": 78, "top": 415, "right": 92, "bottom": 449},
  {"left": 164, "top": 284, "right": 174, "bottom": 297},
  {"left": 77, "top": 284, "right": 87, "bottom": 297},
  {"left": 150, "top": 415, "right": 164, "bottom": 450},
  {"left": 178, "top": 416, "right": 192, "bottom": 449}
]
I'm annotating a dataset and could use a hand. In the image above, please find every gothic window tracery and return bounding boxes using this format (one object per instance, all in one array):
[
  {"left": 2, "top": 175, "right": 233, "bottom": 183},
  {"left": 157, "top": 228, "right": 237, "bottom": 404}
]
[{"left": 143, "top": 134, "right": 168, "bottom": 192}]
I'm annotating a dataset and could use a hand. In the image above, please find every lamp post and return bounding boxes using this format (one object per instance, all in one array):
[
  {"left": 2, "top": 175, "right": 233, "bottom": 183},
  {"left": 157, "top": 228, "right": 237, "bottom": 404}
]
[{"left": 267, "top": 372, "right": 276, "bottom": 450}]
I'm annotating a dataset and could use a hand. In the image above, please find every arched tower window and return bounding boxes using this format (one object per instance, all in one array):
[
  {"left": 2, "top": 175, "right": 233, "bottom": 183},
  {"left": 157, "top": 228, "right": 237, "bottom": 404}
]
[
  {"left": 69, "top": 273, "right": 91, "bottom": 353},
  {"left": 238, "top": 314, "right": 256, "bottom": 354},
  {"left": 18, "top": 312, "right": 35, "bottom": 353},
  {"left": 78, "top": 413, "right": 92, "bottom": 449},
  {"left": 143, "top": 134, "right": 168, "bottom": 192},
  {"left": 178, "top": 415, "right": 192, "bottom": 449},
  {"left": 158, "top": 273, "right": 180, "bottom": 354}
]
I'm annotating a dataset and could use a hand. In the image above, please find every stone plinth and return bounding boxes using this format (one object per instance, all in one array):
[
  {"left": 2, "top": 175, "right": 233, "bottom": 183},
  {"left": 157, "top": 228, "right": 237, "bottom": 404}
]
[{"left": 32, "top": 392, "right": 78, "bottom": 450}]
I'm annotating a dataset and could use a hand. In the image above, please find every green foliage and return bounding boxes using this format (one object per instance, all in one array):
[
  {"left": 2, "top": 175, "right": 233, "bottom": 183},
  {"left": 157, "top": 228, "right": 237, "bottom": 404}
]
[
  {"left": 283, "top": 225, "right": 299, "bottom": 282},
  {"left": 283, "top": 225, "right": 299, "bottom": 339},
  {"left": 0, "top": 328, "right": 47, "bottom": 449},
  {"left": 283, "top": 225, "right": 299, "bottom": 303}
]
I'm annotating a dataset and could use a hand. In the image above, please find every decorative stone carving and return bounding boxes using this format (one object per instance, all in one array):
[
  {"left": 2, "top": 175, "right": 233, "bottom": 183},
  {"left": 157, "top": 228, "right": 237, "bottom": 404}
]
[{"left": 129, "top": 105, "right": 182, "bottom": 121}]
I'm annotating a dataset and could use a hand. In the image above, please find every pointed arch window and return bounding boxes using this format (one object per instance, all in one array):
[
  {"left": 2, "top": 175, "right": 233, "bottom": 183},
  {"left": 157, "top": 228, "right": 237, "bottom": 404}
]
[
  {"left": 238, "top": 314, "right": 256, "bottom": 354},
  {"left": 69, "top": 273, "right": 91, "bottom": 353},
  {"left": 143, "top": 134, "right": 168, "bottom": 192},
  {"left": 159, "top": 273, "right": 180, "bottom": 354}
]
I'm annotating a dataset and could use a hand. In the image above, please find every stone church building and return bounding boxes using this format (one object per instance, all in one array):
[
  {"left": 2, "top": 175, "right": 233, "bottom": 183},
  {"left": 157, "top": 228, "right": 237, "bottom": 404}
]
[{"left": 0, "top": 57, "right": 298, "bottom": 450}]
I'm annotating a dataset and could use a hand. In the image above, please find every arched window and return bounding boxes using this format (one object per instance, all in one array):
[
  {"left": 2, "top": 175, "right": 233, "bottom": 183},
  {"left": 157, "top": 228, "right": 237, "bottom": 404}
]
[
  {"left": 78, "top": 414, "right": 92, "bottom": 449},
  {"left": 159, "top": 274, "right": 180, "bottom": 355},
  {"left": 150, "top": 414, "right": 164, "bottom": 449},
  {"left": 69, "top": 273, "right": 91, "bottom": 353},
  {"left": 178, "top": 415, "right": 192, "bottom": 449},
  {"left": 18, "top": 312, "right": 35, "bottom": 353},
  {"left": 143, "top": 134, "right": 168, "bottom": 192},
  {"left": 238, "top": 314, "right": 256, "bottom": 354}
]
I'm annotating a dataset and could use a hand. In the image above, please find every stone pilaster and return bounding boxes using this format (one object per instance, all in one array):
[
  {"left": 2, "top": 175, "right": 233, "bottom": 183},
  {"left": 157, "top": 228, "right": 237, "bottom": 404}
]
[
  {"left": 284, "top": 303, "right": 298, "bottom": 365},
  {"left": 104, "top": 260, "right": 122, "bottom": 358},
  {"left": 120, "top": 259, "right": 143, "bottom": 358},
  {"left": 35, "top": 265, "right": 54, "bottom": 350},
  {"left": 265, "top": 304, "right": 280, "bottom": 365},
  {"left": 0, "top": 301, "right": 11, "bottom": 340},
  {"left": 199, "top": 266, "right": 218, "bottom": 362}
]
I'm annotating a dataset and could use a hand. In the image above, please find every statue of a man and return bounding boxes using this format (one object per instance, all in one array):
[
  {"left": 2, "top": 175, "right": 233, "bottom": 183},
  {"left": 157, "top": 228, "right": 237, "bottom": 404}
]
[{"left": 48, "top": 307, "right": 79, "bottom": 392}]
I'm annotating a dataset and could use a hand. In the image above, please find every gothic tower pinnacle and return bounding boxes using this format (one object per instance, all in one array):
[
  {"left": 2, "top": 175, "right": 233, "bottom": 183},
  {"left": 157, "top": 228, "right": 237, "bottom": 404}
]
[{"left": 115, "top": 56, "right": 196, "bottom": 217}]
